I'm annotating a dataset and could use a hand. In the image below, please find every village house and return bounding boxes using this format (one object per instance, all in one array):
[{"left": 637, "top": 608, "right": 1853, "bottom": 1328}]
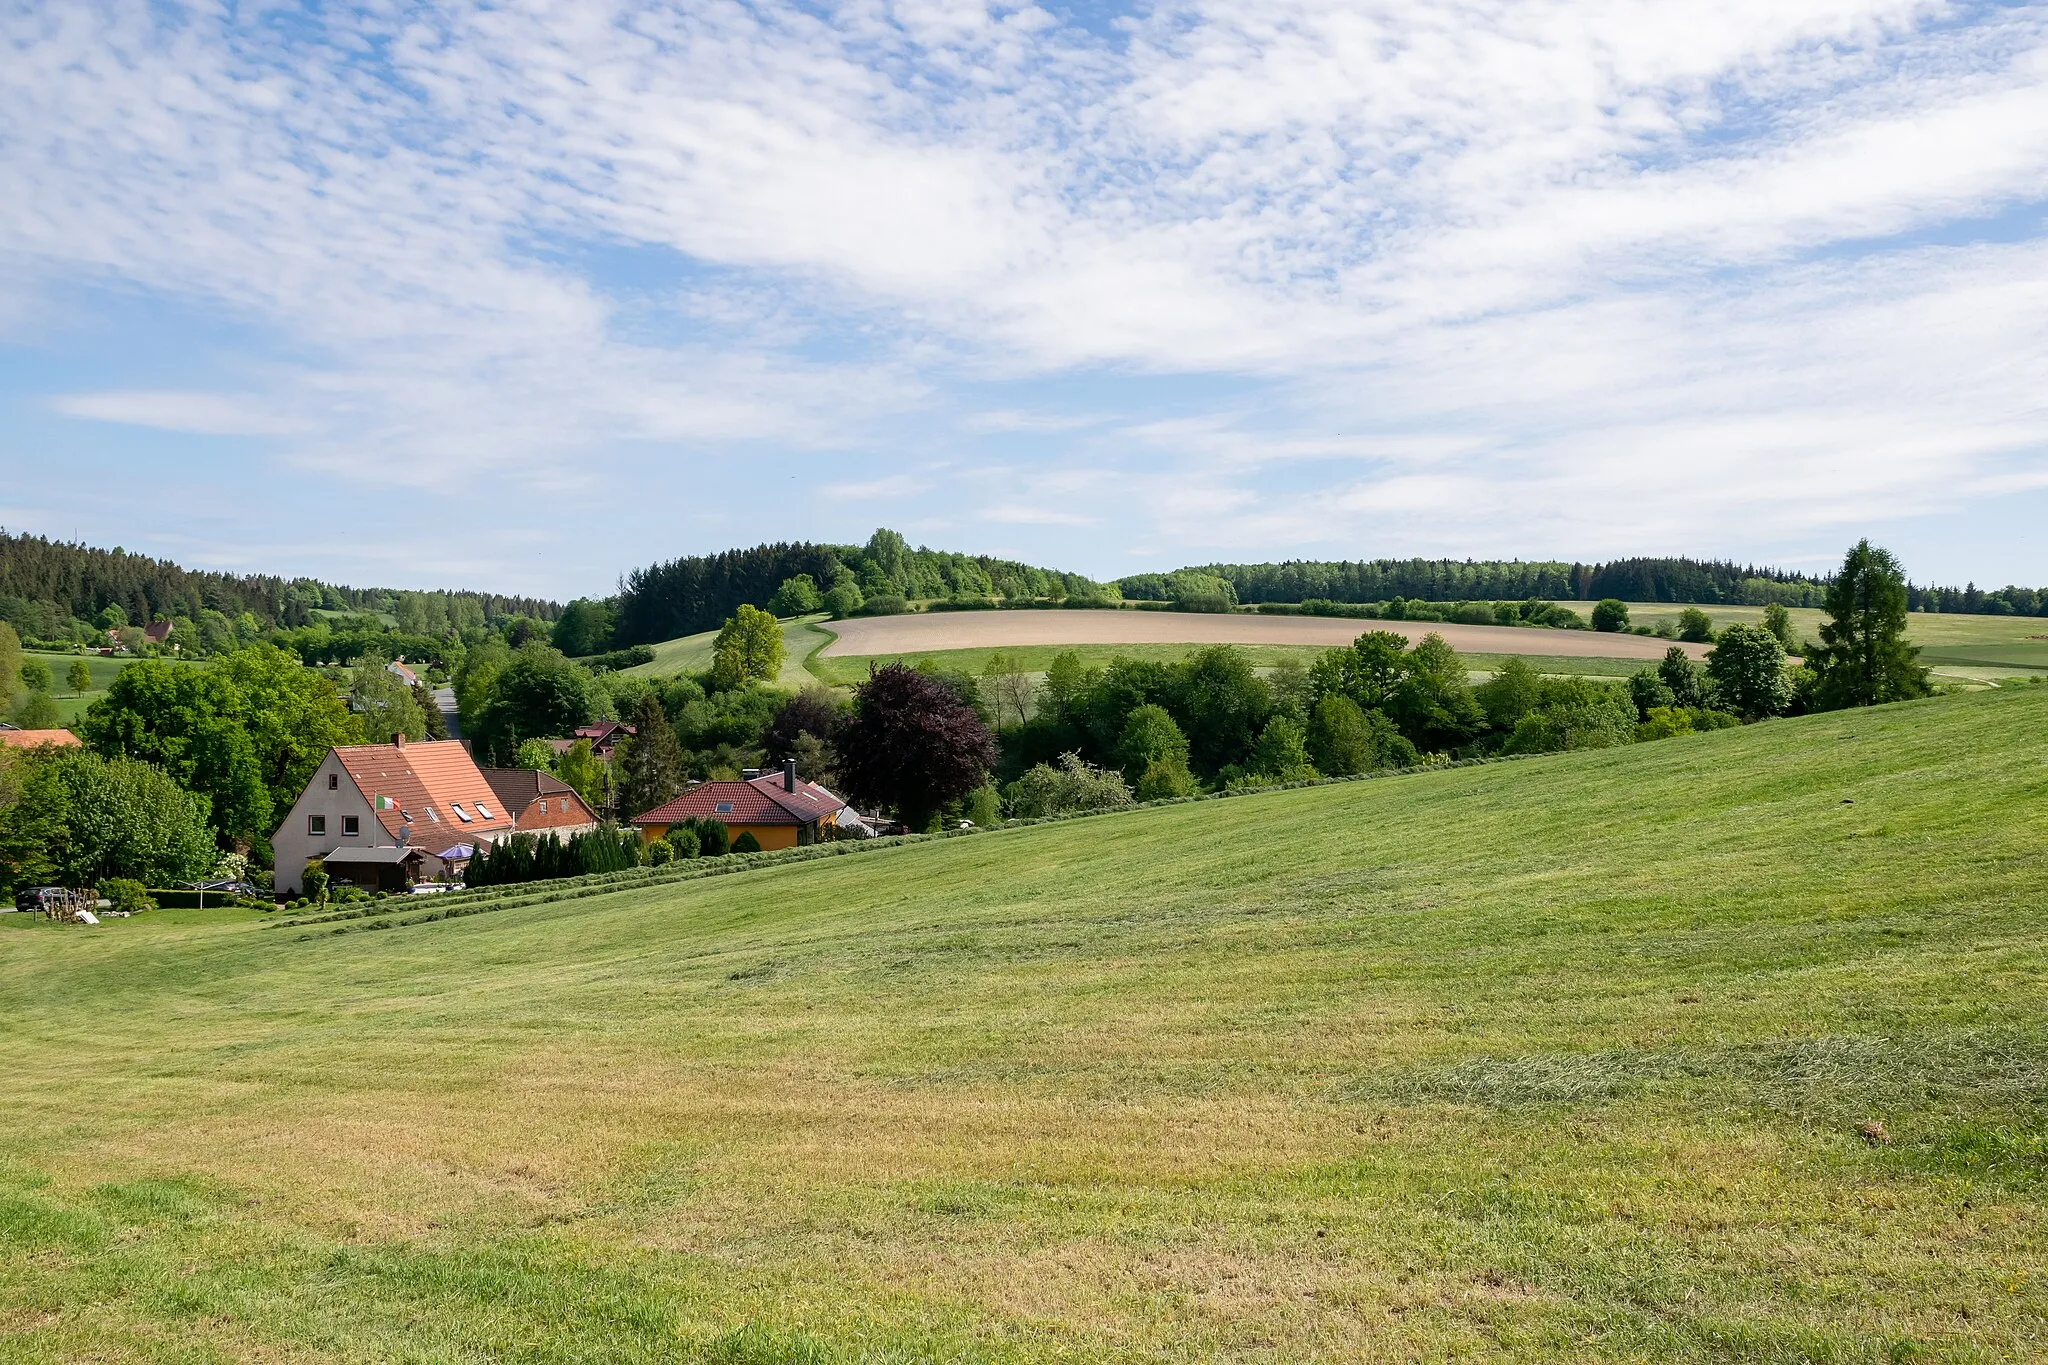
[
  {"left": 630, "top": 759, "right": 846, "bottom": 851},
  {"left": 547, "top": 719, "right": 634, "bottom": 761},
  {"left": 481, "top": 768, "right": 600, "bottom": 836},
  {"left": 271, "top": 735, "right": 518, "bottom": 895}
]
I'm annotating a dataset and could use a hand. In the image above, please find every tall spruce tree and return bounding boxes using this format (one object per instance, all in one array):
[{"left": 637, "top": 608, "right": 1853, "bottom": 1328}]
[
  {"left": 617, "top": 693, "right": 686, "bottom": 819},
  {"left": 1810, "top": 540, "right": 1930, "bottom": 709}
]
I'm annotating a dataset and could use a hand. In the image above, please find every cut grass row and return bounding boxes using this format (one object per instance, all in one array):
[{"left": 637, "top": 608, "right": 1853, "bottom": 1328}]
[{"left": 1, "top": 686, "right": 2045, "bottom": 1359}]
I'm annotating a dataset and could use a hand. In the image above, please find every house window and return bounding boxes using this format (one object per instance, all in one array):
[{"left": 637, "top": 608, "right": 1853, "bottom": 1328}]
[
  {"left": 328, "top": 772, "right": 339, "bottom": 790},
  {"left": 343, "top": 816, "right": 359, "bottom": 836},
  {"left": 715, "top": 801, "right": 734, "bottom": 814},
  {"left": 451, "top": 803, "right": 471, "bottom": 822},
  {"left": 475, "top": 802, "right": 494, "bottom": 820},
  {"left": 308, "top": 814, "right": 326, "bottom": 836}
]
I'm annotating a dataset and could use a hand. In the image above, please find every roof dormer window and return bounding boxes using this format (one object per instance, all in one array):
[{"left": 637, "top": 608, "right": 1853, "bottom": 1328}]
[{"left": 474, "top": 802, "right": 494, "bottom": 820}]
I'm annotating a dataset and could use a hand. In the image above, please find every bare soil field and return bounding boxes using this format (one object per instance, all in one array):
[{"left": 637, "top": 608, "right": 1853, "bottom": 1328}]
[{"left": 821, "top": 609, "right": 1709, "bottom": 661}]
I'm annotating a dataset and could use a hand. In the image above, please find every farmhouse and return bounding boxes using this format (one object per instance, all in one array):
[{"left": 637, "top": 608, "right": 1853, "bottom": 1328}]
[
  {"left": 631, "top": 760, "right": 845, "bottom": 851},
  {"left": 271, "top": 735, "right": 518, "bottom": 895},
  {"left": 482, "top": 768, "right": 600, "bottom": 836}
]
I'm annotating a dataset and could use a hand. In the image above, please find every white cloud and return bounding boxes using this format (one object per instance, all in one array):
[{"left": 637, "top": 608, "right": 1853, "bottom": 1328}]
[{"left": 2, "top": 0, "right": 2046, "bottom": 584}]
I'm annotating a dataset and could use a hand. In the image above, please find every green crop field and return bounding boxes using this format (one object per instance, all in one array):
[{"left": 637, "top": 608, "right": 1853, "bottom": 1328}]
[
  {"left": 3, "top": 687, "right": 2046, "bottom": 1361},
  {"left": 1566, "top": 605, "right": 2048, "bottom": 678},
  {"left": 623, "top": 617, "right": 831, "bottom": 689}
]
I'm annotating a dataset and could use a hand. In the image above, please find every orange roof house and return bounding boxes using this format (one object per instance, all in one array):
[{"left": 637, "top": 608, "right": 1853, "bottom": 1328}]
[
  {"left": 271, "top": 736, "right": 518, "bottom": 895},
  {"left": 630, "top": 760, "right": 845, "bottom": 851}
]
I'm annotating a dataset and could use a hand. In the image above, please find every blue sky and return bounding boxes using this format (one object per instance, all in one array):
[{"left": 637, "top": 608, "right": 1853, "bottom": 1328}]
[{"left": 3, "top": 0, "right": 2047, "bottom": 600}]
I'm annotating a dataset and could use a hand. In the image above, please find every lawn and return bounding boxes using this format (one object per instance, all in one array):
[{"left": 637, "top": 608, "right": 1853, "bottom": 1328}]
[
  {"left": 621, "top": 616, "right": 832, "bottom": 689},
  {"left": 17, "top": 650, "right": 203, "bottom": 727},
  {"left": 2, "top": 686, "right": 2045, "bottom": 1360}
]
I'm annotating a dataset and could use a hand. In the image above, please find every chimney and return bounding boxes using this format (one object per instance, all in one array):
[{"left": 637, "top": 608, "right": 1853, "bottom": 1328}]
[
  {"left": 783, "top": 757, "right": 796, "bottom": 792},
  {"left": 394, "top": 733, "right": 406, "bottom": 748}
]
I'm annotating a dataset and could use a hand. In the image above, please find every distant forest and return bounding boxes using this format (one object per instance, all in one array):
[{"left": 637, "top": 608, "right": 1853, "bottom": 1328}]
[
  {"left": 1130, "top": 557, "right": 2048, "bottom": 616},
  {"left": 612, "top": 530, "right": 1119, "bottom": 645},
  {"left": 0, "top": 530, "right": 560, "bottom": 645}
]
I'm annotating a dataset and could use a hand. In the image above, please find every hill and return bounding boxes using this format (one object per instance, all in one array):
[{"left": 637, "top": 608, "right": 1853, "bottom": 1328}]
[
  {"left": 612, "top": 529, "right": 1119, "bottom": 647},
  {"left": 0, "top": 528, "right": 559, "bottom": 645},
  {"left": 1, "top": 688, "right": 2045, "bottom": 1358}
]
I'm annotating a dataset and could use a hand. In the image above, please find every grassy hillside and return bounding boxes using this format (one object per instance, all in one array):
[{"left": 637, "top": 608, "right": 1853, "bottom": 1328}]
[
  {"left": 3, "top": 689, "right": 2046, "bottom": 1360},
  {"left": 18, "top": 650, "right": 205, "bottom": 727},
  {"left": 621, "top": 616, "right": 831, "bottom": 688}
]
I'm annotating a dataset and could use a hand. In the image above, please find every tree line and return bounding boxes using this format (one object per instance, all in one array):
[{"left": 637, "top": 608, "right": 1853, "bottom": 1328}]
[
  {"left": 1134, "top": 557, "right": 1834, "bottom": 607},
  {"left": 0, "top": 529, "right": 559, "bottom": 649}
]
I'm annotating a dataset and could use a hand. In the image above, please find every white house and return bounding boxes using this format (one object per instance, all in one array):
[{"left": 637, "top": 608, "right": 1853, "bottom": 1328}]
[{"left": 271, "top": 736, "right": 518, "bottom": 895}]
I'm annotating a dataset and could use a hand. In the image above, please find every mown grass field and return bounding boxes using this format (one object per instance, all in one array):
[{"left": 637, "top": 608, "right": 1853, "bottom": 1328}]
[{"left": 3, "top": 687, "right": 2046, "bottom": 1360}]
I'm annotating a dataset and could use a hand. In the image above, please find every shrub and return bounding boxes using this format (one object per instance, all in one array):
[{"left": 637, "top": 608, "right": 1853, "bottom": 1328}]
[
  {"left": 1249, "top": 716, "right": 1316, "bottom": 782},
  {"left": 1306, "top": 695, "right": 1412, "bottom": 776},
  {"left": 694, "top": 819, "right": 730, "bottom": 857},
  {"left": 301, "top": 861, "right": 329, "bottom": 904},
  {"left": 1135, "top": 756, "right": 1200, "bottom": 801},
  {"left": 1004, "top": 753, "right": 1133, "bottom": 818},
  {"left": 731, "top": 831, "right": 762, "bottom": 854},
  {"left": 960, "top": 783, "right": 1003, "bottom": 828},
  {"left": 1635, "top": 706, "right": 1696, "bottom": 741},
  {"left": 1502, "top": 679, "right": 1638, "bottom": 754},
  {"left": 1591, "top": 599, "right": 1630, "bottom": 633},
  {"left": 768, "top": 575, "right": 822, "bottom": 618},
  {"left": 645, "top": 837, "right": 674, "bottom": 867},
  {"left": 854, "top": 593, "right": 908, "bottom": 617},
  {"left": 1115, "top": 704, "right": 1189, "bottom": 783},
  {"left": 1677, "top": 607, "right": 1715, "bottom": 643},
  {"left": 822, "top": 581, "right": 864, "bottom": 618},
  {"left": 101, "top": 878, "right": 154, "bottom": 914},
  {"left": 668, "top": 826, "right": 701, "bottom": 859}
]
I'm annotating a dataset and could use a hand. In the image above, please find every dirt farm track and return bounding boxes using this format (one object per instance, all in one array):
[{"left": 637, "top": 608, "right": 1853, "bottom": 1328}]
[{"left": 820, "top": 610, "right": 1710, "bottom": 661}]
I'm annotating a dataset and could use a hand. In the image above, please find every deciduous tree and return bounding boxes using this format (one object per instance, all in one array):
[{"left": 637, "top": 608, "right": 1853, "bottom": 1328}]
[
  {"left": 1706, "top": 624, "right": 1792, "bottom": 719},
  {"left": 839, "top": 663, "right": 997, "bottom": 830},
  {"left": 1591, "top": 599, "right": 1630, "bottom": 632},
  {"left": 711, "top": 605, "right": 784, "bottom": 689}
]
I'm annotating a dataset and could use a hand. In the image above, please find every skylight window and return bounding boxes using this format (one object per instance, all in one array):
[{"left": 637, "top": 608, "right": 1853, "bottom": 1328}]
[
  {"left": 714, "top": 801, "right": 734, "bottom": 814},
  {"left": 426, "top": 808, "right": 440, "bottom": 822},
  {"left": 475, "top": 802, "right": 494, "bottom": 820},
  {"left": 451, "top": 803, "right": 472, "bottom": 822}
]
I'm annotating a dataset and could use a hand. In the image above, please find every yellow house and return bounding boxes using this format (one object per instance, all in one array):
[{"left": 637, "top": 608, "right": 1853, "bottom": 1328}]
[{"left": 630, "top": 761, "right": 845, "bottom": 851}]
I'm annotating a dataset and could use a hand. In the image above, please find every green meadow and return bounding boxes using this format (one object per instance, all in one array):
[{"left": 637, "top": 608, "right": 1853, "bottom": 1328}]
[
  {"left": 3, "top": 686, "right": 2046, "bottom": 1360},
  {"left": 622, "top": 617, "right": 830, "bottom": 688},
  {"left": 17, "top": 651, "right": 204, "bottom": 727}
]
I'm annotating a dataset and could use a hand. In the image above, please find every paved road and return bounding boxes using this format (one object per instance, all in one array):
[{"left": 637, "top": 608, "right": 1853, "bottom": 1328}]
[{"left": 433, "top": 686, "right": 462, "bottom": 740}]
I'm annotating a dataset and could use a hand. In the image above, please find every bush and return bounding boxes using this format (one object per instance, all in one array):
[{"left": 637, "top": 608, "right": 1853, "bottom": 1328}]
[
  {"left": 1249, "top": 715, "right": 1316, "bottom": 782},
  {"left": 854, "top": 593, "right": 908, "bottom": 617},
  {"left": 731, "top": 830, "right": 762, "bottom": 854},
  {"left": 1591, "top": 599, "right": 1630, "bottom": 633},
  {"left": 301, "top": 861, "right": 329, "bottom": 904},
  {"left": 1626, "top": 668, "right": 1676, "bottom": 719},
  {"left": 693, "top": 818, "right": 730, "bottom": 857},
  {"left": 1134, "top": 756, "right": 1200, "bottom": 801},
  {"left": 645, "top": 837, "right": 675, "bottom": 867},
  {"left": 1635, "top": 706, "right": 1696, "bottom": 741},
  {"left": 768, "top": 575, "right": 822, "bottom": 618},
  {"left": 101, "top": 878, "right": 155, "bottom": 914},
  {"left": 1677, "top": 607, "right": 1715, "bottom": 643},
  {"left": 1004, "top": 753, "right": 1133, "bottom": 818},
  {"left": 822, "top": 581, "right": 864, "bottom": 618},
  {"left": 960, "top": 783, "right": 1003, "bottom": 828},
  {"left": 1502, "top": 679, "right": 1638, "bottom": 754},
  {"left": 668, "top": 826, "right": 701, "bottom": 859}
]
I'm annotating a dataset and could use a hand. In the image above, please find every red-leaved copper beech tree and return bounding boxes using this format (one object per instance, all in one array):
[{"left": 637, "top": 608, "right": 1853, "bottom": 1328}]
[{"left": 836, "top": 664, "right": 996, "bottom": 833}]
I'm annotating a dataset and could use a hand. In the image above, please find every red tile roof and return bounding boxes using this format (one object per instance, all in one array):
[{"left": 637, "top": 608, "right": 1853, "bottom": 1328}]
[
  {"left": 0, "top": 728, "right": 82, "bottom": 749},
  {"left": 332, "top": 738, "right": 517, "bottom": 856},
  {"left": 630, "top": 772, "right": 845, "bottom": 827}
]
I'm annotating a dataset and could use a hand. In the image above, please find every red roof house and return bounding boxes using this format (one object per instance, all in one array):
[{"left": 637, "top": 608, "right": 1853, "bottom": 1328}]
[{"left": 630, "top": 760, "right": 845, "bottom": 851}]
